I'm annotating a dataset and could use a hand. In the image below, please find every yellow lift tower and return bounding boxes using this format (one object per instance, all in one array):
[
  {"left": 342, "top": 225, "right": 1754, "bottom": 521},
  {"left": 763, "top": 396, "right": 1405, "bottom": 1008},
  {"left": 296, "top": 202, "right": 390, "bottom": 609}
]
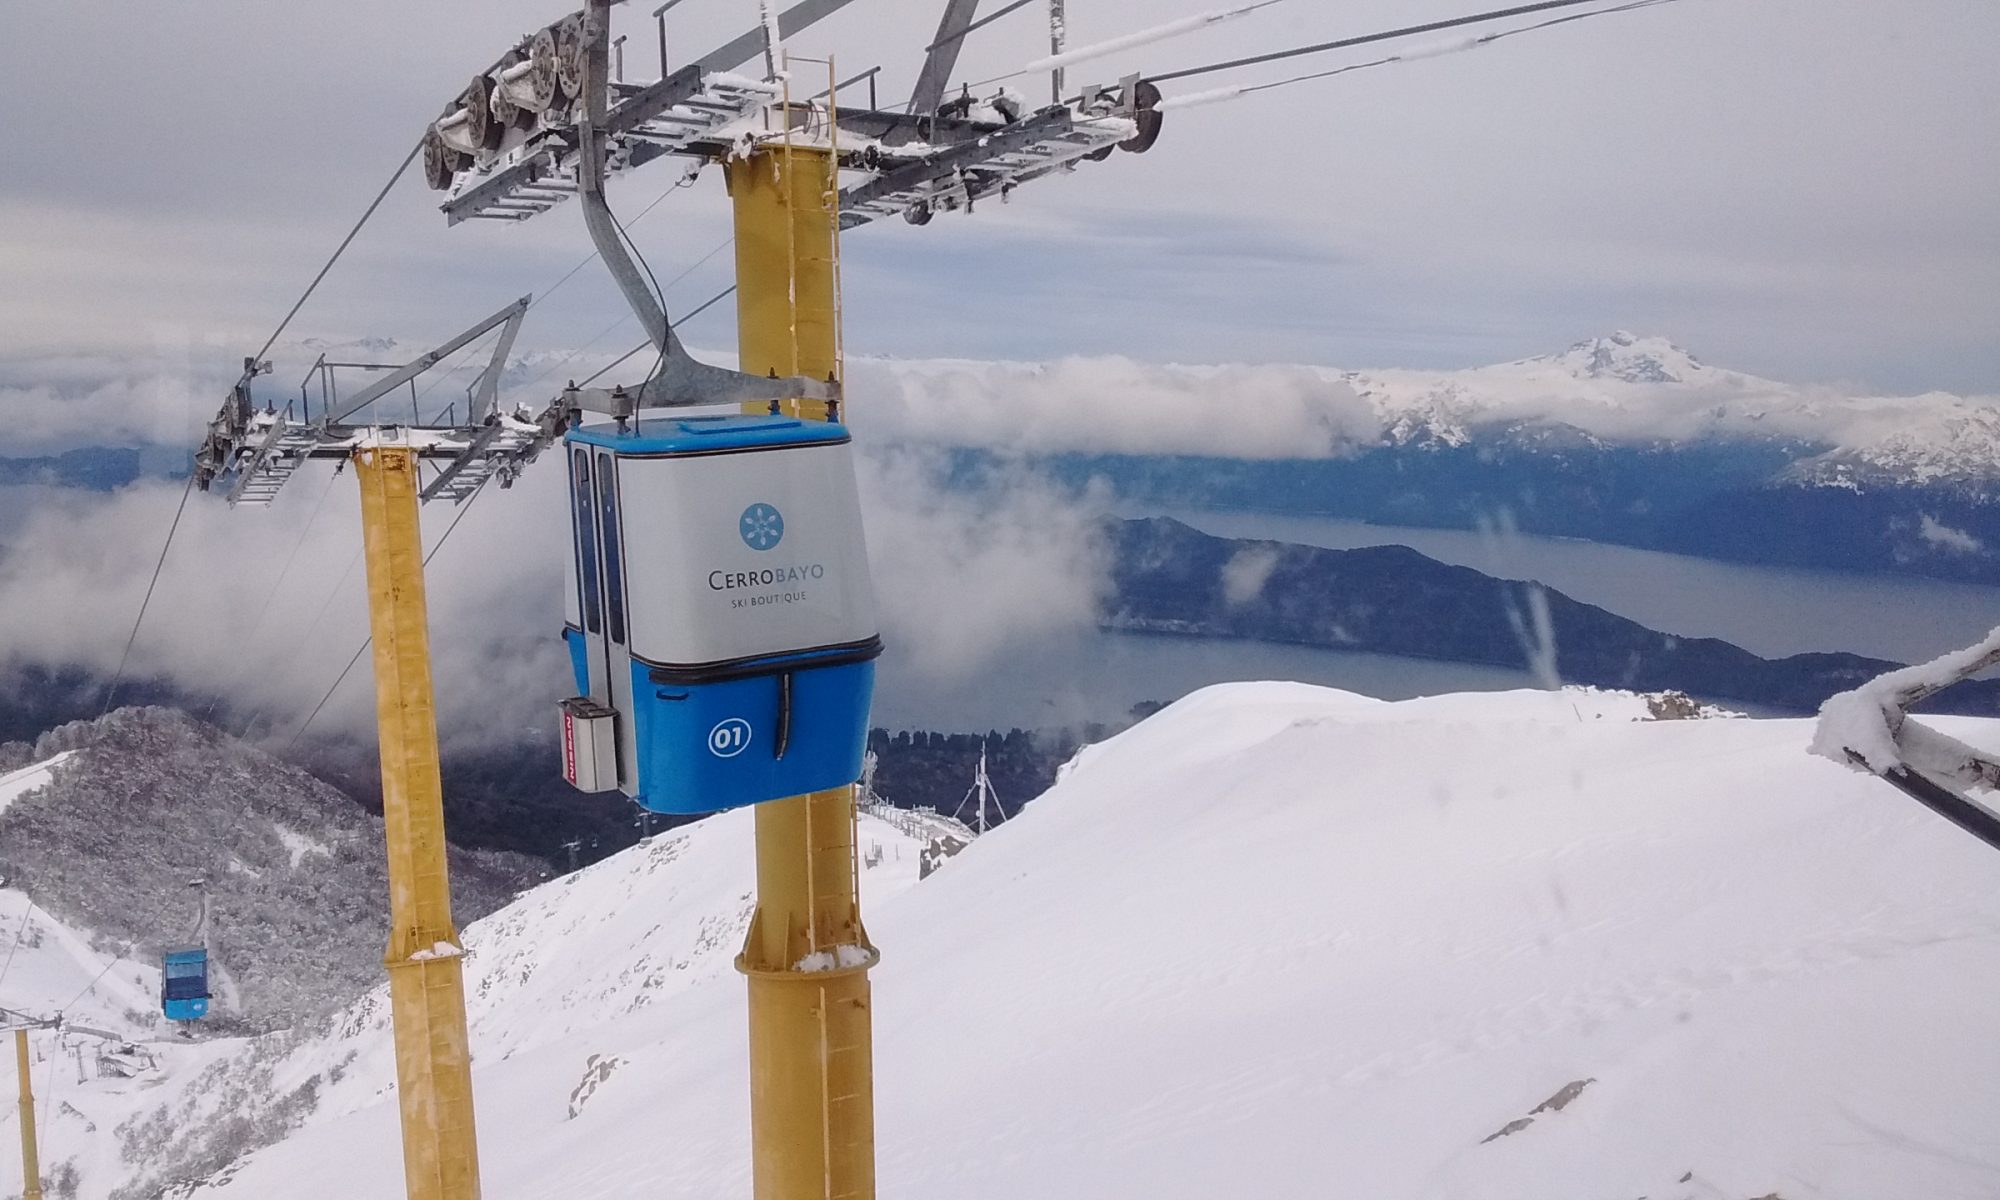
[
  {"left": 199, "top": 294, "right": 541, "bottom": 1200},
  {"left": 8, "top": 1007, "right": 175, "bottom": 1200},
  {"left": 14, "top": 1026, "right": 43, "bottom": 1200},
  {"left": 356, "top": 440, "right": 482, "bottom": 1199},
  {"left": 729, "top": 135, "right": 880, "bottom": 1199}
]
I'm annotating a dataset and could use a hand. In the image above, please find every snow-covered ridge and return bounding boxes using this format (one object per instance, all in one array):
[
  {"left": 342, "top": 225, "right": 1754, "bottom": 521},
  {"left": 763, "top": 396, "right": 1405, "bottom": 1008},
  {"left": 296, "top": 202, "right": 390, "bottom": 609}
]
[
  {"left": 48, "top": 807, "right": 928, "bottom": 1200},
  {"left": 840, "top": 333, "right": 2000, "bottom": 486},
  {"left": 0, "top": 749, "right": 72, "bottom": 816},
  {"left": 0, "top": 707, "right": 537, "bottom": 1031},
  {"left": 86, "top": 682, "right": 2000, "bottom": 1199}
]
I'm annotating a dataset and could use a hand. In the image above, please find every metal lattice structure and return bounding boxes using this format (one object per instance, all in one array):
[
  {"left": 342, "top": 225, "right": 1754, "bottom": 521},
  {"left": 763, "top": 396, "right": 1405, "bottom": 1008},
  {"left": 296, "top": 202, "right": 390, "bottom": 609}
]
[
  {"left": 193, "top": 1, "right": 1165, "bottom": 514},
  {"left": 199, "top": 298, "right": 555, "bottom": 507}
]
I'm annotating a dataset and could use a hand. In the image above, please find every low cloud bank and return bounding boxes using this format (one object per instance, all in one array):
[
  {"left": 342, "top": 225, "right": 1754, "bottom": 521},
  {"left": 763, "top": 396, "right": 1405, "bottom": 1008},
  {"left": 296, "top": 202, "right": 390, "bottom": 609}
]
[
  {"left": 846, "top": 355, "right": 1378, "bottom": 460},
  {"left": 0, "top": 436, "right": 1111, "bottom": 748},
  {"left": 843, "top": 344, "right": 2000, "bottom": 473}
]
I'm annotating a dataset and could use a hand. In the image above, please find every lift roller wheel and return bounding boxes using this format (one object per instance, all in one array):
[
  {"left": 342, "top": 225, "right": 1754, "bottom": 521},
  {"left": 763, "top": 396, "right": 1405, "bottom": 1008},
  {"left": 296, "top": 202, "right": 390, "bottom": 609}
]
[
  {"left": 461, "top": 75, "right": 503, "bottom": 152},
  {"left": 489, "top": 53, "right": 525, "bottom": 129},
  {"left": 525, "top": 27, "right": 561, "bottom": 115},
  {"left": 422, "top": 127, "right": 465, "bottom": 192},
  {"left": 1119, "top": 80, "right": 1163, "bottom": 154},
  {"left": 491, "top": 79, "right": 519, "bottom": 129},
  {"left": 554, "top": 15, "right": 588, "bottom": 103}
]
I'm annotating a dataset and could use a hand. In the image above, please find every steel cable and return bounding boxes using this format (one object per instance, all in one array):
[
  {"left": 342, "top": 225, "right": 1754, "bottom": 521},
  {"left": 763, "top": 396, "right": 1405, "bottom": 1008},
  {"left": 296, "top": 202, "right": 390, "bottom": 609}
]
[
  {"left": 252, "top": 140, "right": 424, "bottom": 368},
  {"left": 0, "top": 899, "right": 40, "bottom": 999},
  {"left": 283, "top": 484, "right": 489, "bottom": 753},
  {"left": 1217, "top": 0, "right": 1685, "bottom": 98},
  {"left": 1147, "top": 0, "right": 1668, "bottom": 86},
  {"left": 100, "top": 469, "right": 198, "bottom": 717},
  {"left": 276, "top": 276, "right": 736, "bottom": 755}
]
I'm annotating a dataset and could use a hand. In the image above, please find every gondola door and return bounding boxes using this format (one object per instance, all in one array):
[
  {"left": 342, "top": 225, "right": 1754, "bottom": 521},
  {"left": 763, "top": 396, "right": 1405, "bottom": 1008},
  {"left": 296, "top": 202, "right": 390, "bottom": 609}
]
[{"left": 570, "top": 447, "right": 639, "bottom": 796}]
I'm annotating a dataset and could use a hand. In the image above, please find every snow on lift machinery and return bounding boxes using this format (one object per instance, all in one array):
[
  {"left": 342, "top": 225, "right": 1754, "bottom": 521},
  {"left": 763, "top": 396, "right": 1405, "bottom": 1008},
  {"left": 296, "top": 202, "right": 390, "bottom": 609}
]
[
  {"left": 1822, "top": 629, "right": 2000, "bottom": 856},
  {"left": 160, "top": 878, "right": 212, "bottom": 1023},
  {"left": 192, "top": 1, "right": 1166, "bottom": 814}
]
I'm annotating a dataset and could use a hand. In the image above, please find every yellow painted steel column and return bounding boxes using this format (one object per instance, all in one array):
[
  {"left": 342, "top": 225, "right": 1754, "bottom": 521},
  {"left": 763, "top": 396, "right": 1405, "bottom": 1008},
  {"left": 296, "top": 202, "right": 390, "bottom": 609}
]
[
  {"left": 731, "top": 147, "right": 839, "bottom": 423},
  {"left": 354, "top": 444, "right": 482, "bottom": 1200},
  {"left": 727, "top": 146, "right": 880, "bottom": 1200},
  {"left": 15, "top": 1029, "right": 42, "bottom": 1200}
]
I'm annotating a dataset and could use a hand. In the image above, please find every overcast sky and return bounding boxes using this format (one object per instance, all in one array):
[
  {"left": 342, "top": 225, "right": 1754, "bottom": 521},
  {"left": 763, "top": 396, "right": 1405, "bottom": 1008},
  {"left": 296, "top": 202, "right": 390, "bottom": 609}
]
[{"left": 2, "top": 0, "right": 1997, "bottom": 407}]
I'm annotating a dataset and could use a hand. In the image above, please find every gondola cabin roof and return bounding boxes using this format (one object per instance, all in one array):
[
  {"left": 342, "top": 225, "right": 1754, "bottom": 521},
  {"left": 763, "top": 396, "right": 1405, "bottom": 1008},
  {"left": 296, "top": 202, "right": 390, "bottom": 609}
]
[{"left": 567, "top": 414, "right": 850, "bottom": 457}]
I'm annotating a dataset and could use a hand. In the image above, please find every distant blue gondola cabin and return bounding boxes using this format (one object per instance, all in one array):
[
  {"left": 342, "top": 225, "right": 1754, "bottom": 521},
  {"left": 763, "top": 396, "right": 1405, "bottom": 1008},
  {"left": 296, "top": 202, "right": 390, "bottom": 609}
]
[
  {"left": 161, "top": 947, "right": 211, "bottom": 1022},
  {"left": 559, "top": 414, "right": 880, "bottom": 815}
]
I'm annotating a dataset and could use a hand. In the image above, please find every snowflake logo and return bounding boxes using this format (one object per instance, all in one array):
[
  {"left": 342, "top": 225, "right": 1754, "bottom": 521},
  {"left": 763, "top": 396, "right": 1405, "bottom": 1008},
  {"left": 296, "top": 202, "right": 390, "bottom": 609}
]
[{"left": 739, "top": 503, "right": 784, "bottom": 551}]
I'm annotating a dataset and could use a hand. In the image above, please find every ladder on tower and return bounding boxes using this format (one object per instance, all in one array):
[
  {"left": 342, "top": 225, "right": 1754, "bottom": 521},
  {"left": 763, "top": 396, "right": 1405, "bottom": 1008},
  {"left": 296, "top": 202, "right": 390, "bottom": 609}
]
[
  {"left": 445, "top": 70, "right": 782, "bottom": 225},
  {"left": 226, "top": 414, "right": 323, "bottom": 506},
  {"left": 839, "top": 109, "right": 1135, "bottom": 228}
]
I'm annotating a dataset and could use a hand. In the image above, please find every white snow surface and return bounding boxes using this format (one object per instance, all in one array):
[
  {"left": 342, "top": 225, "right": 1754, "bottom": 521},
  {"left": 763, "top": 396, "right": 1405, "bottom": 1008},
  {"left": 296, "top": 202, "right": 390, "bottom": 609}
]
[
  {"left": 844, "top": 332, "right": 2000, "bottom": 485},
  {"left": 0, "top": 888, "right": 162, "bottom": 1037},
  {"left": 10, "top": 809, "right": 924, "bottom": 1200},
  {"left": 0, "top": 749, "right": 73, "bottom": 817},
  {"left": 0, "top": 889, "right": 194, "bottom": 1195},
  {"left": 146, "top": 683, "right": 2000, "bottom": 1200},
  {"left": 272, "top": 822, "right": 332, "bottom": 868}
]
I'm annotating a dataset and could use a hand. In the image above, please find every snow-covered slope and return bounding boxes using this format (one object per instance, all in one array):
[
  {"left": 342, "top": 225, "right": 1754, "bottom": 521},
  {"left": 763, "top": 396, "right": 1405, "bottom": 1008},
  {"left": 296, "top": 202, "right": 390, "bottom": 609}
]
[
  {"left": 0, "top": 707, "right": 540, "bottom": 1031},
  {"left": 0, "top": 888, "right": 161, "bottom": 1038},
  {"left": 0, "top": 750, "right": 74, "bottom": 816},
  {"left": 40, "top": 808, "right": 927, "bottom": 1200},
  {"left": 0, "top": 883, "right": 188, "bottom": 1200},
  {"left": 149, "top": 684, "right": 2000, "bottom": 1200},
  {"left": 847, "top": 332, "right": 2000, "bottom": 487},
  {"left": 1, "top": 751, "right": 163, "bottom": 1035}
]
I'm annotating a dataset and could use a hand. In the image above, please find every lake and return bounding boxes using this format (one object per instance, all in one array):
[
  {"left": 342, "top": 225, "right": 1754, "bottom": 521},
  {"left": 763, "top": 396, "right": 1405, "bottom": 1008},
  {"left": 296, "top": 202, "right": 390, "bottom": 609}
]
[
  {"left": 871, "top": 507, "right": 2000, "bottom": 733},
  {"left": 1145, "top": 507, "right": 2000, "bottom": 665}
]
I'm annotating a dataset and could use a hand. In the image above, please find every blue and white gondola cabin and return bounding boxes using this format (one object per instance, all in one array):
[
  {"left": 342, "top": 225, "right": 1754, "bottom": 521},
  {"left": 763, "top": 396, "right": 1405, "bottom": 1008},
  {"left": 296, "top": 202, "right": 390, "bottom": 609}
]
[
  {"left": 161, "top": 947, "right": 211, "bottom": 1022},
  {"left": 559, "top": 414, "right": 880, "bottom": 815}
]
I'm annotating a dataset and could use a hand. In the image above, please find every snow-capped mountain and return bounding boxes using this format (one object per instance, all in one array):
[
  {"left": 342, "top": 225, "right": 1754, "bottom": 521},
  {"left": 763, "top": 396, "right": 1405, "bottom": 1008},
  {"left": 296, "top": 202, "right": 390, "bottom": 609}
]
[
  {"left": 846, "top": 331, "right": 2000, "bottom": 485},
  {"left": 1345, "top": 331, "right": 2000, "bottom": 487},
  {"left": 1543, "top": 329, "right": 1710, "bottom": 383},
  {"left": 1349, "top": 331, "right": 1753, "bottom": 451},
  {"left": 23, "top": 684, "right": 1998, "bottom": 1199},
  {"left": 839, "top": 335, "right": 2000, "bottom": 582}
]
